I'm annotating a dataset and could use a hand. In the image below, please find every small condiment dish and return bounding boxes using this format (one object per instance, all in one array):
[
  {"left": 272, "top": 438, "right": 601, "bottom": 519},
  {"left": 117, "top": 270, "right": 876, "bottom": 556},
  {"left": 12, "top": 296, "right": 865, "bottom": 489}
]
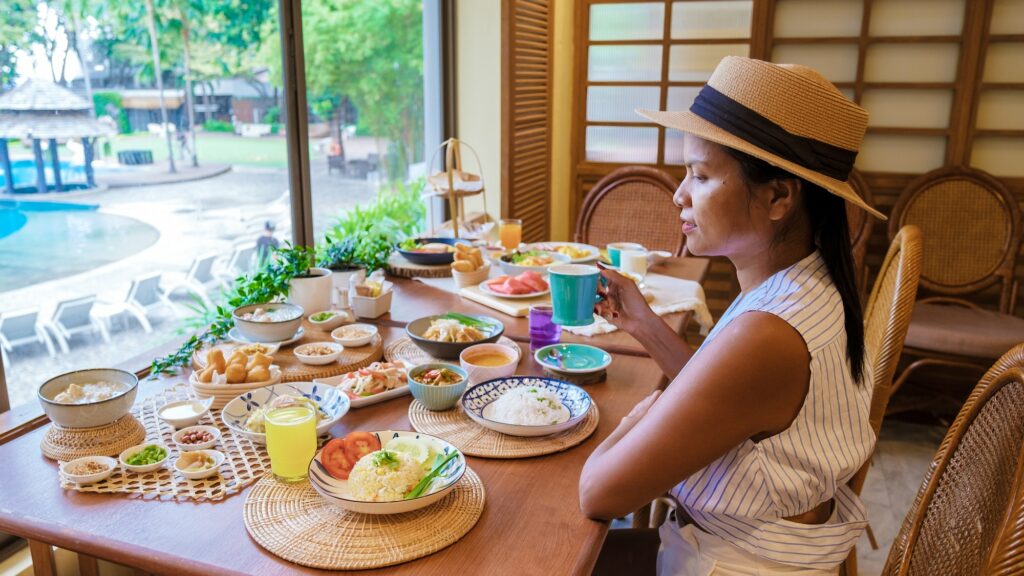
[
  {"left": 174, "top": 449, "right": 225, "bottom": 480},
  {"left": 158, "top": 398, "right": 213, "bottom": 429},
  {"left": 460, "top": 343, "right": 520, "bottom": 385},
  {"left": 172, "top": 425, "right": 221, "bottom": 451},
  {"left": 308, "top": 309, "right": 353, "bottom": 331},
  {"left": 331, "top": 323, "right": 378, "bottom": 347},
  {"left": 294, "top": 342, "right": 344, "bottom": 365},
  {"left": 119, "top": 443, "right": 170, "bottom": 474},
  {"left": 60, "top": 456, "right": 117, "bottom": 485}
]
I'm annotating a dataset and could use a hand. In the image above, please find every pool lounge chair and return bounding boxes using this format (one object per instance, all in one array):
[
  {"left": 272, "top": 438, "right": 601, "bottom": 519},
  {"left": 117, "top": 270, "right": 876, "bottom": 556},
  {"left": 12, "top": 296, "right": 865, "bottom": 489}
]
[
  {"left": 0, "top": 307, "right": 57, "bottom": 359},
  {"left": 96, "top": 273, "right": 176, "bottom": 333},
  {"left": 162, "top": 253, "right": 220, "bottom": 308},
  {"left": 215, "top": 242, "right": 257, "bottom": 287},
  {"left": 45, "top": 295, "right": 111, "bottom": 353}
]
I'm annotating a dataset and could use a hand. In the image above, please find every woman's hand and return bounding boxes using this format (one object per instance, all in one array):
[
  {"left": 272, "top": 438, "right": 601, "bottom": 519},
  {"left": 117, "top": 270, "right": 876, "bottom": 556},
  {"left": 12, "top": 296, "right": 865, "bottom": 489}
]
[{"left": 595, "top": 267, "right": 654, "bottom": 333}]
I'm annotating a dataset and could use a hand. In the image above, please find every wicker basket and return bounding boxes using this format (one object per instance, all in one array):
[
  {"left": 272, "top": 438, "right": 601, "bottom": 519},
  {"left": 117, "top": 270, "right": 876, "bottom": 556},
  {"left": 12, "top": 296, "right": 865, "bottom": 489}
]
[{"left": 452, "top": 264, "right": 490, "bottom": 289}]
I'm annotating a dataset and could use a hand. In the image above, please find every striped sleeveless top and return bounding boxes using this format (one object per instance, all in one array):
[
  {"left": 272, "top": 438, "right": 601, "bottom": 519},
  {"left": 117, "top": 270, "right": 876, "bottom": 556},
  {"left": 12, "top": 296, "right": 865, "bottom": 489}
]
[{"left": 669, "top": 250, "right": 875, "bottom": 569}]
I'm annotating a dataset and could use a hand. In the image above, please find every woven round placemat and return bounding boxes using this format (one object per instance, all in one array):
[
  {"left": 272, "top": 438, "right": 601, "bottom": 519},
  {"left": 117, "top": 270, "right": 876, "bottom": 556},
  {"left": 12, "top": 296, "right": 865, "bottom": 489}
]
[
  {"left": 408, "top": 401, "right": 599, "bottom": 459},
  {"left": 56, "top": 384, "right": 294, "bottom": 501},
  {"left": 41, "top": 414, "right": 146, "bottom": 461},
  {"left": 244, "top": 467, "right": 485, "bottom": 570},
  {"left": 193, "top": 333, "right": 383, "bottom": 383},
  {"left": 385, "top": 335, "right": 520, "bottom": 365},
  {"left": 386, "top": 253, "right": 453, "bottom": 278}
]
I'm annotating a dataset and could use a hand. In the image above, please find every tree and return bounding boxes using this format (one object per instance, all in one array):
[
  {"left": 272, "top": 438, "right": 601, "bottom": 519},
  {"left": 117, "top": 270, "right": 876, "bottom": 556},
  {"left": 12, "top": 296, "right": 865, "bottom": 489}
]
[
  {"left": 144, "top": 0, "right": 176, "bottom": 173},
  {"left": 265, "top": 0, "right": 424, "bottom": 183},
  {"left": 0, "top": 0, "right": 38, "bottom": 89}
]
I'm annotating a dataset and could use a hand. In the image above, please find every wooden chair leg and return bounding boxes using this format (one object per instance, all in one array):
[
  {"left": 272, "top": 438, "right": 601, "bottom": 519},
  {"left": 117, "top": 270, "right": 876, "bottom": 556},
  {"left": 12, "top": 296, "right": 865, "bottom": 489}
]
[
  {"left": 866, "top": 523, "right": 879, "bottom": 550},
  {"left": 842, "top": 548, "right": 857, "bottom": 576},
  {"left": 27, "top": 540, "right": 56, "bottom": 576},
  {"left": 632, "top": 503, "right": 651, "bottom": 529}
]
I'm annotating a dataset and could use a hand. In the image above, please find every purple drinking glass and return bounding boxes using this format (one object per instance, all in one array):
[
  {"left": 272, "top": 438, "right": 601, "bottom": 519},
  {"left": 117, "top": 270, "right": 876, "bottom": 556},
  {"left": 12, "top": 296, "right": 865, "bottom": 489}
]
[{"left": 529, "top": 304, "right": 561, "bottom": 352}]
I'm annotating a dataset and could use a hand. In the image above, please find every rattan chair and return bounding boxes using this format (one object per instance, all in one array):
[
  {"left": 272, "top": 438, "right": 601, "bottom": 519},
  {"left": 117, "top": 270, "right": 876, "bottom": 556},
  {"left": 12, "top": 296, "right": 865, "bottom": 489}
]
[
  {"left": 845, "top": 169, "right": 875, "bottom": 299},
  {"left": 842, "top": 225, "right": 924, "bottom": 576},
  {"left": 887, "top": 166, "right": 1024, "bottom": 414},
  {"left": 573, "top": 166, "right": 685, "bottom": 255},
  {"left": 881, "top": 343, "right": 1024, "bottom": 575}
]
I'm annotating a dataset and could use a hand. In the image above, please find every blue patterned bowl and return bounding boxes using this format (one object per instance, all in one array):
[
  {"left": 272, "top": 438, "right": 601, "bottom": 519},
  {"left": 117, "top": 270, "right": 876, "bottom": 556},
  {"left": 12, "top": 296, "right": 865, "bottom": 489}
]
[
  {"left": 408, "top": 363, "right": 469, "bottom": 410},
  {"left": 460, "top": 376, "right": 592, "bottom": 437},
  {"left": 221, "top": 382, "right": 349, "bottom": 445},
  {"left": 308, "top": 430, "right": 466, "bottom": 515}
]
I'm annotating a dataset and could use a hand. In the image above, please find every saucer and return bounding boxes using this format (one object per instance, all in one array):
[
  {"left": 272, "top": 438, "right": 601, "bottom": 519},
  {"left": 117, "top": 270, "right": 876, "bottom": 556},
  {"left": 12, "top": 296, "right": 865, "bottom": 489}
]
[
  {"left": 534, "top": 343, "right": 612, "bottom": 374},
  {"left": 228, "top": 326, "right": 304, "bottom": 346}
]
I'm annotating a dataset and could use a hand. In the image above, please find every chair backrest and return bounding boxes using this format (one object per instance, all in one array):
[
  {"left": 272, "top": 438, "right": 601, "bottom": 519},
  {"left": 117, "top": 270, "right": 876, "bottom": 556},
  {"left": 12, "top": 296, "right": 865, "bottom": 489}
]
[
  {"left": 189, "top": 253, "right": 220, "bottom": 284},
  {"left": 128, "top": 273, "right": 163, "bottom": 308},
  {"left": 0, "top": 308, "right": 40, "bottom": 339},
  {"left": 845, "top": 169, "right": 875, "bottom": 297},
  {"left": 882, "top": 344, "right": 1024, "bottom": 576},
  {"left": 889, "top": 166, "right": 1022, "bottom": 313},
  {"left": 231, "top": 243, "right": 257, "bottom": 275},
  {"left": 53, "top": 295, "right": 97, "bottom": 330},
  {"left": 847, "top": 225, "right": 923, "bottom": 496},
  {"left": 573, "top": 166, "right": 685, "bottom": 256}
]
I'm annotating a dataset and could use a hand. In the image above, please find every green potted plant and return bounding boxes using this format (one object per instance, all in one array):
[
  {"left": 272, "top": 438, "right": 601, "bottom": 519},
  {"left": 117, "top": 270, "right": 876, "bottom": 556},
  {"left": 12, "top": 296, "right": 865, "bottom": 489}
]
[
  {"left": 279, "top": 245, "right": 332, "bottom": 315},
  {"left": 319, "top": 236, "right": 366, "bottom": 295}
]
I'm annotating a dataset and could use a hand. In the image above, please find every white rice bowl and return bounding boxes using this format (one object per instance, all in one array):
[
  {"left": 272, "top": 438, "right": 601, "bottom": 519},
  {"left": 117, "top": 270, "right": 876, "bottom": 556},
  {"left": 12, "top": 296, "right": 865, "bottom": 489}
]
[
  {"left": 348, "top": 450, "right": 424, "bottom": 502},
  {"left": 488, "top": 386, "right": 570, "bottom": 426}
]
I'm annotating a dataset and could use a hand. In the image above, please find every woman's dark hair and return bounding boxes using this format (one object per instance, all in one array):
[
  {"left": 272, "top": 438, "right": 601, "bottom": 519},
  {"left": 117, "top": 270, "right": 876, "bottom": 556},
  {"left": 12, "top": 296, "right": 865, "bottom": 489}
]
[{"left": 722, "top": 147, "right": 865, "bottom": 384}]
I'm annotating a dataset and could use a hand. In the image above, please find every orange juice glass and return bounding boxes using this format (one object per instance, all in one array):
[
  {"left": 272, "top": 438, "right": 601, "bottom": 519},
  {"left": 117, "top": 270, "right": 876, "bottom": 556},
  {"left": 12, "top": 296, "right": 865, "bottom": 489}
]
[{"left": 499, "top": 219, "right": 522, "bottom": 251}]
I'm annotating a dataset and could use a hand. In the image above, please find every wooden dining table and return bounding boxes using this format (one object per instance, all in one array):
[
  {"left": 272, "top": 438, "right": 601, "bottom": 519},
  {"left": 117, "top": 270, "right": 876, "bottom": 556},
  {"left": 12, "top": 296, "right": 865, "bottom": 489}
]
[{"left": 0, "top": 257, "right": 709, "bottom": 576}]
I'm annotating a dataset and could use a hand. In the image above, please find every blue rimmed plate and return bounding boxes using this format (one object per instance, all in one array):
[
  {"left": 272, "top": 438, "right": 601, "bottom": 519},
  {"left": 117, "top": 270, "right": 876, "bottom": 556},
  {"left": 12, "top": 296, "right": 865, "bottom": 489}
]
[
  {"left": 460, "top": 376, "right": 592, "bottom": 437},
  {"left": 308, "top": 430, "right": 466, "bottom": 515},
  {"left": 221, "top": 381, "right": 349, "bottom": 445},
  {"left": 534, "top": 343, "right": 612, "bottom": 375}
]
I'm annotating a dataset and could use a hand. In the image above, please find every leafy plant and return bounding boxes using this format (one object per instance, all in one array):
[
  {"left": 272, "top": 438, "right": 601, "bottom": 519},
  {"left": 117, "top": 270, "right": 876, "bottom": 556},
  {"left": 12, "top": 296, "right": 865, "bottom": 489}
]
[
  {"left": 150, "top": 243, "right": 314, "bottom": 375},
  {"left": 202, "top": 119, "right": 234, "bottom": 132}
]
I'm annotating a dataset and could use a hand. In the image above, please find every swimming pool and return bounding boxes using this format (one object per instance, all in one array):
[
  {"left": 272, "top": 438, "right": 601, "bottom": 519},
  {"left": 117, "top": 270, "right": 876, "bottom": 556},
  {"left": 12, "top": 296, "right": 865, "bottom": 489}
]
[
  {"left": 0, "top": 159, "right": 90, "bottom": 192},
  {"left": 0, "top": 200, "right": 159, "bottom": 292}
]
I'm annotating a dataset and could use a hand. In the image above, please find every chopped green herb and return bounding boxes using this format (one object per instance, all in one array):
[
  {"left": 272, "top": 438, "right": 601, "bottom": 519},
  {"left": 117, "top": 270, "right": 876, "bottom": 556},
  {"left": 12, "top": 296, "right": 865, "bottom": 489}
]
[{"left": 372, "top": 450, "right": 401, "bottom": 469}]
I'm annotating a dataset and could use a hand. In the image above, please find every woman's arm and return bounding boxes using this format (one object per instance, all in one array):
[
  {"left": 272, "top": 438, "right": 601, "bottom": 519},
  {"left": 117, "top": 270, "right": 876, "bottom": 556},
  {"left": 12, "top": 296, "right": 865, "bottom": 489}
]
[
  {"left": 579, "top": 311, "right": 811, "bottom": 520},
  {"left": 595, "top": 268, "right": 694, "bottom": 378}
]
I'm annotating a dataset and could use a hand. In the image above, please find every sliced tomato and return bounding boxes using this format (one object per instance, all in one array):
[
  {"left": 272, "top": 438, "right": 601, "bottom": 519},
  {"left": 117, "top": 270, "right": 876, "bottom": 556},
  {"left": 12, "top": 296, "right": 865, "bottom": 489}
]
[
  {"left": 321, "top": 438, "right": 355, "bottom": 480},
  {"left": 342, "top": 431, "right": 381, "bottom": 464}
]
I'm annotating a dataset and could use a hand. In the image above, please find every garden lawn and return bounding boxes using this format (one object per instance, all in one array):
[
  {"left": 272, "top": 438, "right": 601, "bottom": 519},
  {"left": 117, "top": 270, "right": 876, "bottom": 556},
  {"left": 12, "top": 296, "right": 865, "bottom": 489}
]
[{"left": 108, "top": 133, "right": 293, "bottom": 168}]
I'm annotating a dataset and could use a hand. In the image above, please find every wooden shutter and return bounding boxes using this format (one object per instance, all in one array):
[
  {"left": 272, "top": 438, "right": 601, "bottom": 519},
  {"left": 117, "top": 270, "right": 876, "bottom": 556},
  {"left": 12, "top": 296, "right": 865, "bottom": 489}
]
[{"left": 501, "top": 0, "right": 554, "bottom": 243}]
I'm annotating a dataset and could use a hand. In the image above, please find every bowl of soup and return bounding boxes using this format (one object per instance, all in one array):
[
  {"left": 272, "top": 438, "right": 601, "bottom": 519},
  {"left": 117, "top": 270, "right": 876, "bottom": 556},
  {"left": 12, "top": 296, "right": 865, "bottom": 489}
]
[
  {"left": 459, "top": 343, "right": 520, "bottom": 385},
  {"left": 38, "top": 368, "right": 139, "bottom": 428}
]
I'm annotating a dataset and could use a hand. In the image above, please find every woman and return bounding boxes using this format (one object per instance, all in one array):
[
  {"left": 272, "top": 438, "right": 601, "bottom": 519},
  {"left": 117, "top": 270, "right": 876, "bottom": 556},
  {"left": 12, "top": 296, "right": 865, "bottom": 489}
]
[{"left": 579, "top": 56, "right": 885, "bottom": 575}]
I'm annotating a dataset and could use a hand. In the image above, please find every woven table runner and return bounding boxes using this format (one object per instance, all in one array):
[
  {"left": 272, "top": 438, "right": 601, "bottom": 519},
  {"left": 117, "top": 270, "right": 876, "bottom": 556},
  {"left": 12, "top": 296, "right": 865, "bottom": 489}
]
[
  {"left": 57, "top": 384, "right": 284, "bottom": 501},
  {"left": 384, "top": 335, "right": 520, "bottom": 366},
  {"left": 408, "top": 400, "right": 599, "bottom": 459},
  {"left": 244, "top": 467, "right": 485, "bottom": 570}
]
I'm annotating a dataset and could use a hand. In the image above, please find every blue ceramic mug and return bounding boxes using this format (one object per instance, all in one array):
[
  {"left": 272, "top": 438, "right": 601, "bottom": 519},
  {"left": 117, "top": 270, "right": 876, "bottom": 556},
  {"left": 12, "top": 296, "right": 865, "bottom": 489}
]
[
  {"left": 549, "top": 264, "right": 603, "bottom": 326},
  {"left": 607, "top": 242, "right": 645, "bottom": 267}
]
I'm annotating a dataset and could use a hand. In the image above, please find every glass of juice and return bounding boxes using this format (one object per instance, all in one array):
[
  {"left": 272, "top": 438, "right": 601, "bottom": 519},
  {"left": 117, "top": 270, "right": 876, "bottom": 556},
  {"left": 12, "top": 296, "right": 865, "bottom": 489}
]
[
  {"left": 529, "top": 304, "right": 561, "bottom": 352},
  {"left": 499, "top": 218, "right": 523, "bottom": 251},
  {"left": 265, "top": 405, "right": 317, "bottom": 483}
]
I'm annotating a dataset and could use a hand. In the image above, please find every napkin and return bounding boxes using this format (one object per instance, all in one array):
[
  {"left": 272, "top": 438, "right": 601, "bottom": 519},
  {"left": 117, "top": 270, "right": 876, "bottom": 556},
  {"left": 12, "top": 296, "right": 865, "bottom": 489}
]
[{"left": 562, "top": 275, "right": 714, "bottom": 337}]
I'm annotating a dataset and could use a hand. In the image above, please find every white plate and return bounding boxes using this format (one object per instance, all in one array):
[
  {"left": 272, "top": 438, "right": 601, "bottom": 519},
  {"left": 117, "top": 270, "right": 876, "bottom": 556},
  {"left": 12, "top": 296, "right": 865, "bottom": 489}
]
[
  {"left": 307, "top": 430, "right": 466, "bottom": 515},
  {"left": 228, "top": 326, "right": 304, "bottom": 346},
  {"left": 524, "top": 242, "right": 600, "bottom": 263},
  {"left": 313, "top": 373, "right": 410, "bottom": 408},
  {"left": 221, "top": 382, "right": 350, "bottom": 445},
  {"left": 477, "top": 279, "right": 550, "bottom": 300}
]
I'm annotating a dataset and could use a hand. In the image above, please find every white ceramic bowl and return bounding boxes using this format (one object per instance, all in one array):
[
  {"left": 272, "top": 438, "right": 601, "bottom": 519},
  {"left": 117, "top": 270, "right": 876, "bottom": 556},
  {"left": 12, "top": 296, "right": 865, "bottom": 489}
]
[
  {"left": 221, "top": 381, "right": 350, "bottom": 445},
  {"left": 38, "top": 368, "right": 139, "bottom": 429},
  {"left": 308, "top": 309, "right": 354, "bottom": 331},
  {"left": 157, "top": 398, "right": 213, "bottom": 429},
  {"left": 119, "top": 443, "right": 170, "bottom": 474},
  {"left": 331, "top": 323, "right": 378, "bottom": 347},
  {"left": 60, "top": 456, "right": 118, "bottom": 485},
  {"left": 308, "top": 430, "right": 466, "bottom": 515},
  {"left": 461, "top": 376, "right": 592, "bottom": 437},
  {"left": 459, "top": 343, "right": 520, "bottom": 385},
  {"left": 293, "top": 342, "right": 344, "bottom": 366},
  {"left": 172, "top": 425, "right": 221, "bottom": 451},
  {"left": 174, "top": 449, "right": 226, "bottom": 480},
  {"left": 232, "top": 302, "right": 304, "bottom": 343}
]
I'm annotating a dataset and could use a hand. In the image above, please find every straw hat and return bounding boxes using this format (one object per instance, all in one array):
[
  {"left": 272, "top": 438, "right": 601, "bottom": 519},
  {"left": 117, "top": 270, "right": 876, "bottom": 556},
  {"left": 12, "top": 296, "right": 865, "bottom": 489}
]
[{"left": 638, "top": 56, "right": 885, "bottom": 220}]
